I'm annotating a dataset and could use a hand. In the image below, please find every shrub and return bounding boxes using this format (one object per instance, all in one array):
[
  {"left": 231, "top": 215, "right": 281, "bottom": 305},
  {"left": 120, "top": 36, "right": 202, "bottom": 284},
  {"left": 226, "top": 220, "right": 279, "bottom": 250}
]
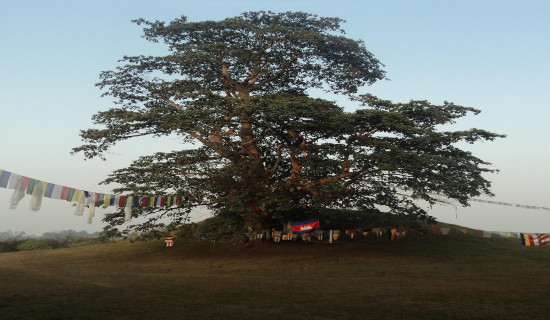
[{"left": 17, "top": 239, "right": 53, "bottom": 251}]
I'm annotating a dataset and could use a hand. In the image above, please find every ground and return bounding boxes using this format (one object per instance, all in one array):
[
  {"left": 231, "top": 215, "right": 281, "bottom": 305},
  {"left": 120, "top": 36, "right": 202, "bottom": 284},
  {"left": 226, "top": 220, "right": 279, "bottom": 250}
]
[{"left": 1, "top": 232, "right": 549, "bottom": 319}]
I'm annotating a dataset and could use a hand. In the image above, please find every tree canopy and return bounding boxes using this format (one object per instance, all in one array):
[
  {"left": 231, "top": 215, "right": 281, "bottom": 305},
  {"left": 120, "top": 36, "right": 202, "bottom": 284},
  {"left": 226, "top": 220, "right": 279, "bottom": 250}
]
[{"left": 73, "top": 11, "right": 504, "bottom": 237}]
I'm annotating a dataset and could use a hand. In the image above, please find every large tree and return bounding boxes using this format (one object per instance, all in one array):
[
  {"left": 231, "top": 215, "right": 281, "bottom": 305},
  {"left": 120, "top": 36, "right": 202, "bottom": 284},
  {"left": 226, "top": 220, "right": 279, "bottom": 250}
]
[{"left": 73, "top": 11, "right": 503, "bottom": 237}]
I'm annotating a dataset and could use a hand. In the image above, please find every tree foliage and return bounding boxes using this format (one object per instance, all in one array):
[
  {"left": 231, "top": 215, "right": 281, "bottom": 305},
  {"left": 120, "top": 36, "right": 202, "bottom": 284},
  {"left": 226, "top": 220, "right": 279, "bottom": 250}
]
[{"left": 73, "top": 11, "right": 504, "bottom": 237}]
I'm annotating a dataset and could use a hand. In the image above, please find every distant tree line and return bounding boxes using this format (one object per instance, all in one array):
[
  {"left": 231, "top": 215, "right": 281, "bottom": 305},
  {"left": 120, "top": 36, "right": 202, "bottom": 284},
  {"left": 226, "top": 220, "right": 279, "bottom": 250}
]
[{"left": 0, "top": 229, "right": 105, "bottom": 252}]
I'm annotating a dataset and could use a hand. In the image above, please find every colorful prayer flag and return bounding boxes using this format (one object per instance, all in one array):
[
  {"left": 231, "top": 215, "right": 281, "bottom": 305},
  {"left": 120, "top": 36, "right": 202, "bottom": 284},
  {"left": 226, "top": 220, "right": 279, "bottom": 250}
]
[
  {"left": 520, "top": 233, "right": 550, "bottom": 246},
  {"left": 44, "top": 182, "right": 55, "bottom": 198},
  {"left": 390, "top": 227, "right": 406, "bottom": 240},
  {"left": 66, "top": 188, "right": 76, "bottom": 202},
  {"left": 25, "top": 179, "right": 36, "bottom": 195},
  {"left": 97, "top": 193, "right": 105, "bottom": 206},
  {"left": 73, "top": 189, "right": 84, "bottom": 203},
  {"left": 59, "top": 186, "right": 69, "bottom": 200},
  {"left": 117, "top": 195, "right": 126, "bottom": 207},
  {"left": 165, "top": 236, "right": 174, "bottom": 247},
  {"left": 7, "top": 174, "right": 21, "bottom": 189},
  {"left": 108, "top": 195, "right": 115, "bottom": 206},
  {"left": 124, "top": 196, "right": 133, "bottom": 221},
  {"left": 0, "top": 170, "right": 11, "bottom": 188},
  {"left": 103, "top": 194, "right": 111, "bottom": 207}
]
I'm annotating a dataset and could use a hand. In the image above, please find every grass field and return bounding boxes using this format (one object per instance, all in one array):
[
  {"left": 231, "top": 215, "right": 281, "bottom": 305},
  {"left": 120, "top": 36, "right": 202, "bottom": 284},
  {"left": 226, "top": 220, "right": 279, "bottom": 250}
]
[{"left": 1, "top": 229, "right": 550, "bottom": 320}]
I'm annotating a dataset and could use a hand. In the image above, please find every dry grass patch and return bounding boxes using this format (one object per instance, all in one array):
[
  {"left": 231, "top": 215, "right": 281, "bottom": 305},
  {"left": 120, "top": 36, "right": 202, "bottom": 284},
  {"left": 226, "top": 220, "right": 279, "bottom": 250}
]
[{"left": 1, "top": 234, "right": 550, "bottom": 319}]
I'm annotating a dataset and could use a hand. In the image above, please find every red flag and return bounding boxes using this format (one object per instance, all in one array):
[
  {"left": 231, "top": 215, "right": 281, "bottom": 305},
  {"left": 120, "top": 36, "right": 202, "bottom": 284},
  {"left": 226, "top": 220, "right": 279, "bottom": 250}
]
[
  {"left": 118, "top": 195, "right": 126, "bottom": 207},
  {"left": 290, "top": 219, "right": 320, "bottom": 234},
  {"left": 59, "top": 186, "right": 70, "bottom": 200}
]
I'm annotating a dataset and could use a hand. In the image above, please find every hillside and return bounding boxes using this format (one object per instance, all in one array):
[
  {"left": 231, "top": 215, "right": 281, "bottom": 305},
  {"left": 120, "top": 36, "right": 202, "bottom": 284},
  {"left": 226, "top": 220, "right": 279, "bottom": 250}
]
[{"left": 1, "top": 231, "right": 549, "bottom": 319}]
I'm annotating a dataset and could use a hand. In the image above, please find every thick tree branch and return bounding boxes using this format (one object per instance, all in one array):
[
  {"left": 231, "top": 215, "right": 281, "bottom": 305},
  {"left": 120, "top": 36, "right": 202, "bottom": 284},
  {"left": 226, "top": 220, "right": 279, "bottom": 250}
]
[{"left": 270, "top": 144, "right": 284, "bottom": 173}]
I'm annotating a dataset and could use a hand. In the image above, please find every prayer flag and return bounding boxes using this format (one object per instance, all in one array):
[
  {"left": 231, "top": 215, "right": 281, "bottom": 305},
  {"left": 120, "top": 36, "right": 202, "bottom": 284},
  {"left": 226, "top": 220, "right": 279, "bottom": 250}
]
[
  {"left": 87, "top": 193, "right": 96, "bottom": 224},
  {"left": 272, "top": 231, "right": 282, "bottom": 242},
  {"left": 25, "top": 179, "right": 37, "bottom": 195},
  {"left": 74, "top": 191, "right": 86, "bottom": 216},
  {"left": 125, "top": 196, "right": 133, "bottom": 221},
  {"left": 346, "top": 229, "right": 358, "bottom": 239},
  {"left": 22, "top": 177, "right": 31, "bottom": 190},
  {"left": 7, "top": 174, "right": 21, "bottom": 189},
  {"left": 520, "top": 233, "right": 550, "bottom": 246},
  {"left": 290, "top": 218, "right": 321, "bottom": 234},
  {"left": 72, "top": 189, "right": 84, "bottom": 203},
  {"left": 9, "top": 175, "right": 26, "bottom": 209},
  {"left": 110, "top": 194, "right": 116, "bottom": 206},
  {"left": 66, "top": 188, "right": 76, "bottom": 202},
  {"left": 0, "top": 170, "right": 11, "bottom": 188},
  {"left": 390, "top": 227, "right": 406, "bottom": 240},
  {"left": 29, "top": 181, "right": 44, "bottom": 211},
  {"left": 59, "top": 186, "right": 69, "bottom": 200},
  {"left": 118, "top": 195, "right": 126, "bottom": 207},
  {"left": 315, "top": 230, "right": 324, "bottom": 240},
  {"left": 40, "top": 181, "right": 47, "bottom": 195},
  {"left": 103, "top": 194, "right": 111, "bottom": 207},
  {"left": 50, "top": 184, "right": 62, "bottom": 199},
  {"left": 165, "top": 236, "right": 174, "bottom": 247},
  {"left": 97, "top": 193, "right": 105, "bottom": 206}
]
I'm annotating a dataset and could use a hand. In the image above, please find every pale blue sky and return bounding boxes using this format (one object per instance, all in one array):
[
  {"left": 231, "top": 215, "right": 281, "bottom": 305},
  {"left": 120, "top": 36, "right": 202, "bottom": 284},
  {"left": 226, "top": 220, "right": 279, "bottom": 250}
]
[{"left": 1, "top": 0, "right": 549, "bottom": 235}]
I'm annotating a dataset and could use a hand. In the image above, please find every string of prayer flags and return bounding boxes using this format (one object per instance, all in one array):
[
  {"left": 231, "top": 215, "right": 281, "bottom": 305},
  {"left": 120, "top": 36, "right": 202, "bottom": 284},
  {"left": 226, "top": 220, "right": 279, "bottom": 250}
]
[
  {"left": 0, "top": 168, "right": 190, "bottom": 227},
  {"left": 390, "top": 227, "right": 407, "bottom": 240},
  {"left": 346, "top": 229, "right": 358, "bottom": 239},
  {"left": 520, "top": 233, "right": 550, "bottom": 246},
  {"left": 471, "top": 198, "right": 550, "bottom": 211}
]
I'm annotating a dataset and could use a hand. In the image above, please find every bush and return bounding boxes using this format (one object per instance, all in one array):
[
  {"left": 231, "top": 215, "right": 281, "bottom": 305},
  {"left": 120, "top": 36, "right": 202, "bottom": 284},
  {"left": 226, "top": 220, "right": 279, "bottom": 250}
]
[
  {"left": 0, "top": 240, "right": 25, "bottom": 252},
  {"left": 17, "top": 239, "right": 54, "bottom": 251},
  {"left": 179, "top": 216, "right": 247, "bottom": 242}
]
